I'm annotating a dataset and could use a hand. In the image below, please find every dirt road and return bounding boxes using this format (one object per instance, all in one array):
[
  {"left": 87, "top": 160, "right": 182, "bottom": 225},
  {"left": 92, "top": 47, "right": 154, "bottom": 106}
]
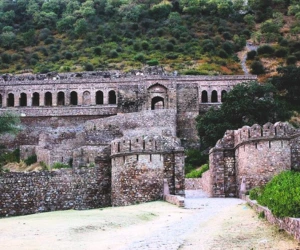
[{"left": 0, "top": 192, "right": 298, "bottom": 250}]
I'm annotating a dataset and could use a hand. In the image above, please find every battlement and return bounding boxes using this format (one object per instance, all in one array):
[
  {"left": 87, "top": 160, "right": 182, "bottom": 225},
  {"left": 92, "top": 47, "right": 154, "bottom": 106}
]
[
  {"left": 214, "top": 122, "right": 300, "bottom": 150},
  {"left": 111, "top": 135, "right": 183, "bottom": 156}
]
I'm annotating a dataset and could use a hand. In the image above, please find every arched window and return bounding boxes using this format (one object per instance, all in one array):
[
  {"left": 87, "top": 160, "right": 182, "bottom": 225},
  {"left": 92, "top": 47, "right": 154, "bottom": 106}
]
[
  {"left": 20, "top": 93, "right": 27, "bottom": 107},
  {"left": 221, "top": 90, "right": 227, "bottom": 102},
  {"left": 109, "top": 90, "right": 116, "bottom": 104},
  {"left": 57, "top": 92, "right": 65, "bottom": 106},
  {"left": 7, "top": 93, "right": 14, "bottom": 107},
  {"left": 201, "top": 91, "right": 208, "bottom": 103},
  {"left": 83, "top": 91, "right": 91, "bottom": 105},
  {"left": 45, "top": 92, "right": 52, "bottom": 106},
  {"left": 0, "top": 94, "right": 2, "bottom": 107},
  {"left": 32, "top": 92, "right": 40, "bottom": 106},
  {"left": 70, "top": 91, "right": 78, "bottom": 105},
  {"left": 151, "top": 96, "right": 164, "bottom": 110},
  {"left": 211, "top": 90, "right": 218, "bottom": 103},
  {"left": 96, "top": 91, "right": 103, "bottom": 105}
]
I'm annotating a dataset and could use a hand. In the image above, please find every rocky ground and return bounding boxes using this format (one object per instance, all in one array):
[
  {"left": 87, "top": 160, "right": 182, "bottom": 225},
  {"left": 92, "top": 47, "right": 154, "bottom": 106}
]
[{"left": 0, "top": 191, "right": 299, "bottom": 250}]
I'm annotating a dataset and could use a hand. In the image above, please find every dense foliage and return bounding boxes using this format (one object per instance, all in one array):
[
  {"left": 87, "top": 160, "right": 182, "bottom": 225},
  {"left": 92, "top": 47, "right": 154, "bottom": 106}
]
[
  {"left": 185, "top": 163, "right": 209, "bottom": 178},
  {"left": 196, "top": 81, "right": 291, "bottom": 148},
  {"left": 0, "top": 0, "right": 259, "bottom": 74},
  {"left": 184, "top": 149, "right": 208, "bottom": 174},
  {"left": 0, "top": 112, "right": 20, "bottom": 135},
  {"left": 250, "top": 171, "right": 300, "bottom": 218}
]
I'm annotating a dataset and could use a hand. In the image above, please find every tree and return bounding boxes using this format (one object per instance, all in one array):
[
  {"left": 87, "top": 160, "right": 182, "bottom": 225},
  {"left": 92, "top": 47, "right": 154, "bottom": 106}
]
[
  {"left": 196, "top": 81, "right": 291, "bottom": 148},
  {"left": 271, "top": 66, "right": 300, "bottom": 106},
  {"left": 0, "top": 112, "right": 20, "bottom": 135}
]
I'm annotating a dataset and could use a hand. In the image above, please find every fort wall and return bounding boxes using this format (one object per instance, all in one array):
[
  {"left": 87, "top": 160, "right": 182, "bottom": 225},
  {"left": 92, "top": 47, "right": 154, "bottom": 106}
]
[
  {"left": 207, "top": 122, "right": 300, "bottom": 197},
  {"left": 0, "top": 166, "right": 111, "bottom": 217}
]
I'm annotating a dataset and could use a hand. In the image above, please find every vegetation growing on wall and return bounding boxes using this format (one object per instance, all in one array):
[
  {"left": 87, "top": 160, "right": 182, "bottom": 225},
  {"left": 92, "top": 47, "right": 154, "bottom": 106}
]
[{"left": 249, "top": 171, "right": 300, "bottom": 218}]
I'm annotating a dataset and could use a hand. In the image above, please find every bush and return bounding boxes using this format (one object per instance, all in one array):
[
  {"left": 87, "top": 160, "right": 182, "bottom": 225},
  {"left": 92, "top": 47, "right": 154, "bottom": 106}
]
[
  {"left": 185, "top": 164, "right": 209, "bottom": 178},
  {"left": 109, "top": 50, "right": 119, "bottom": 58},
  {"left": 165, "top": 42, "right": 174, "bottom": 51},
  {"left": 218, "top": 49, "right": 228, "bottom": 58},
  {"left": 1, "top": 53, "right": 11, "bottom": 64},
  {"left": 52, "top": 162, "right": 71, "bottom": 169},
  {"left": 94, "top": 47, "right": 102, "bottom": 56},
  {"left": 247, "top": 50, "right": 257, "bottom": 60},
  {"left": 249, "top": 186, "right": 264, "bottom": 200},
  {"left": 147, "top": 59, "right": 159, "bottom": 66},
  {"left": 84, "top": 63, "right": 94, "bottom": 71},
  {"left": 294, "top": 52, "right": 300, "bottom": 60},
  {"left": 256, "top": 171, "right": 300, "bottom": 218},
  {"left": 274, "top": 48, "right": 288, "bottom": 58},
  {"left": 185, "top": 149, "right": 208, "bottom": 174},
  {"left": 257, "top": 45, "right": 274, "bottom": 55},
  {"left": 134, "top": 53, "right": 145, "bottom": 62},
  {"left": 251, "top": 60, "right": 265, "bottom": 74},
  {"left": 141, "top": 41, "right": 150, "bottom": 50},
  {"left": 286, "top": 55, "right": 297, "bottom": 65},
  {"left": 24, "top": 154, "right": 37, "bottom": 166}
]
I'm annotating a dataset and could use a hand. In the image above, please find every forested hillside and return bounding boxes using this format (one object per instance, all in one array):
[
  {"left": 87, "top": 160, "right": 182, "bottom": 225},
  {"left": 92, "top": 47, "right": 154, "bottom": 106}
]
[{"left": 0, "top": 0, "right": 299, "bottom": 75}]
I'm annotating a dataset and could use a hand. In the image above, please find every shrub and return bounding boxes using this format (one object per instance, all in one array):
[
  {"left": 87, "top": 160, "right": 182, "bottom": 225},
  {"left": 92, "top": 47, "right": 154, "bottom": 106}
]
[
  {"left": 257, "top": 45, "right": 274, "bottom": 55},
  {"left": 165, "top": 53, "right": 178, "bottom": 59},
  {"left": 256, "top": 171, "right": 300, "bottom": 218},
  {"left": 84, "top": 63, "right": 94, "bottom": 71},
  {"left": 185, "top": 149, "right": 208, "bottom": 174},
  {"left": 52, "top": 162, "right": 71, "bottom": 169},
  {"left": 147, "top": 59, "right": 159, "bottom": 66},
  {"left": 249, "top": 186, "right": 264, "bottom": 200},
  {"left": 247, "top": 50, "right": 257, "bottom": 60},
  {"left": 294, "top": 51, "right": 300, "bottom": 60},
  {"left": 185, "top": 164, "right": 209, "bottom": 178},
  {"left": 141, "top": 41, "right": 150, "bottom": 50},
  {"left": 24, "top": 154, "right": 37, "bottom": 166},
  {"left": 64, "top": 51, "right": 73, "bottom": 60},
  {"left": 286, "top": 55, "right": 297, "bottom": 65},
  {"left": 218, "top": 49, "right": 228, "bottom": 58},
  {"left": 94, "top": 47, "right": 102, "bottom": 56},
  {"left": 166, "top": 42, "right": 174, "bottom": 51},
  {"left": 222, "top": 32, "right": 232, "bottom": 40},
  {"left": 1, "top": 53, "right": 11, "bottom": 64},
  {"left": 109, "top": 50, "right": 119, "bottom": 58},
  {"left": 134, "top": 53, "right": 145, "bottom": 62},
  {"left": 274, "top": 48, "right": 288, "bottom": 58},
  {"left": 251, "top": 60, "right": 265, "bottom": 74}
]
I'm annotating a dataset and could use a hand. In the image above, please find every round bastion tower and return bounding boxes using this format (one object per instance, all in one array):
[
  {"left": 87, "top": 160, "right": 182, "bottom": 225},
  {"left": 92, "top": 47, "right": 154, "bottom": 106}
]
[{"left": 110, "top": 133, "right": 185, "bottom": 206}]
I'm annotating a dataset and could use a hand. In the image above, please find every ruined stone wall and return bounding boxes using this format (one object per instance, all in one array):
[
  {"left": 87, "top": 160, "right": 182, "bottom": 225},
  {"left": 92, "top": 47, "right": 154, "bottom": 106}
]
[
  {"left": 207, "top": 122, "right": 300, "bottom": 197},
  {"left": 110, "top": 135, "right": 185, "bottom": 206},
  {"left": 0, "top": 166, "right": 111, "bottom": 217}
]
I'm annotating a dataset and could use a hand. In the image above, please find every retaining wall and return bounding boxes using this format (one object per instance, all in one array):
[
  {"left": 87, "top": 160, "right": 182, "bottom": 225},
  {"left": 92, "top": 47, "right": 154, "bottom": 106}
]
[
  {"left": 0, "top": 167, "right": 111, "bottom": 217},
  {"left": 247, "top": 197, "right": 300, "bottom": 242}
]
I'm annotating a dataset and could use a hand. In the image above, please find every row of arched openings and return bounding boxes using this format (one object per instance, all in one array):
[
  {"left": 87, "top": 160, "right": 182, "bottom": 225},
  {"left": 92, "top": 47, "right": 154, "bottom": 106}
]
[
  {"left": 201, "top": 90, "right": 227, "bottom": 103},
  {"left": 0, "top": 91, "right": 116, "bottom": 107}
]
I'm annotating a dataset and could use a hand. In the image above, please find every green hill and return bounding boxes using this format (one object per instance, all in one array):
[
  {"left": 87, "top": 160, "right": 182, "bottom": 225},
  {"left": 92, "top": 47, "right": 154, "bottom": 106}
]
[{"left": 0, "top": 0, "right": 299, "bottom": 75}]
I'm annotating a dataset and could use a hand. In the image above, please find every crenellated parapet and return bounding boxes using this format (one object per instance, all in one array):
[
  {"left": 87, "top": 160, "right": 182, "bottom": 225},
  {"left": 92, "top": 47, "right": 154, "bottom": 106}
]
[
  {"left": 111, "top": 135, "right": 183, "bottom": 156},
  {"left": 207, "top": 122, "right": 300, "bottom": 199}
]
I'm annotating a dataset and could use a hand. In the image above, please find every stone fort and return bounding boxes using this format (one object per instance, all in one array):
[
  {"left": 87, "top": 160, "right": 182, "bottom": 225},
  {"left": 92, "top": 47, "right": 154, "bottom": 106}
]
[{"left": 0, "top": 71, "right": 299, "bottom": 216}]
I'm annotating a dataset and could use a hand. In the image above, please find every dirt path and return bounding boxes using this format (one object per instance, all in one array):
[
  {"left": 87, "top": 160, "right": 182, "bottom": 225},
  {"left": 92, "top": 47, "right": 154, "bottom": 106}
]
[{"left": 0, "top": 194, "right": 298, "bottom": 250}]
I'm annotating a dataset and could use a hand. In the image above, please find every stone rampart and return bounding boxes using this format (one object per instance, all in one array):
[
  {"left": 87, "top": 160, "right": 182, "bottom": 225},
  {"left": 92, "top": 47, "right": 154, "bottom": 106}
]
[
  {"left": 0, "top": 166, "right": 111, "bottom": 217},
  {"left": 110, "top": 134, "right": 185, "bottom": 206},
  {"left": 207, "top": 122, "right": 300, "bottom": 198}
]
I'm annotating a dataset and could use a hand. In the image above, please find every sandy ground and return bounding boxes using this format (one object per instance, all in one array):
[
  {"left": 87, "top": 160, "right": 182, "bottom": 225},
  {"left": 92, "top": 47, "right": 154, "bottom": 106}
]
[{"left": 0, "top": 197, "right": 299, "bottom": 250}]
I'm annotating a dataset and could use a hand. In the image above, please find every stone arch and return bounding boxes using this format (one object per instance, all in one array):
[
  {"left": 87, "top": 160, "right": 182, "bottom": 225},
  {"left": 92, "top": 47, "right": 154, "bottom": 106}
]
[
  {"left": 19, "top": 92, "right": 27, "bottom": 107},
  {"left": 221, "top": 90, "right": 227, "bottom": 102},
  {"left": 57, "top": 91, "right": 65, "bottom": 106},
  {"left": 201, "top": 90, "right": 208, "bottom": 103},
  {"left": 96, "top": 90, "right": 103, "bottom": 105},
  {"left": 0, "top": 94, "right": 2, "bottom": 107},
  {"left": 148, "top": 83, "right": 168, "bottom": 110},
  {"left": 151, "top": 96, "right": 164, "bottom": 110},
  {"left": 7, "top": 93, "right": 14, "bottom": 107},
  {"left": 32, "top": 92, "right": 40, "bottom": 106},
  {"left": 70, "top": 91, "right": 78, "bottom": 105},
  {"left": 45, "top": 92, "right": 52, "bottom": 106},
  {"left": 83, "top": 91, "right": 91, "bottom": 105},
  {"left": 109, "top": 90, "right": 116, "bottom": 104},
  {"left": 211, "top": 90, "right": 218, "bottom": 103}
]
